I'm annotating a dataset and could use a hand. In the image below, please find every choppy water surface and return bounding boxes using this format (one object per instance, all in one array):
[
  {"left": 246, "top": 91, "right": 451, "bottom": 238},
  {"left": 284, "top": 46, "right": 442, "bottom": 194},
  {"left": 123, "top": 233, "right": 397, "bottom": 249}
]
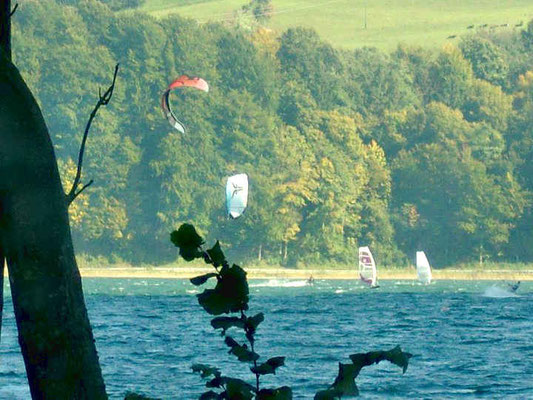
[{"left": 1, "top": 279, "right": 531, "bottom": 399}]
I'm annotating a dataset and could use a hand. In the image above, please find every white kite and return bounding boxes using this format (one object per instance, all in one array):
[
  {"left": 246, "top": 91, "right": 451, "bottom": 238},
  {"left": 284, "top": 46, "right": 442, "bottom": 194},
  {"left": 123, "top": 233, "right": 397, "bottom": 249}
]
[{"left": 226, "top": 173, "right": 248, "bottom": 219}]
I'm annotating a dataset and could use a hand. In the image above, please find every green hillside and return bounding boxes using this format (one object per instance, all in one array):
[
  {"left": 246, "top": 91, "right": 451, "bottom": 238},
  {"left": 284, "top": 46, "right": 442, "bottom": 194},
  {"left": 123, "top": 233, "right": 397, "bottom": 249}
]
[
  {"left": 14, "top": 1, "right": 533, "bottom": 267},
  {"left": 138, "top": 0, "right": 533, "bottom": 49}
]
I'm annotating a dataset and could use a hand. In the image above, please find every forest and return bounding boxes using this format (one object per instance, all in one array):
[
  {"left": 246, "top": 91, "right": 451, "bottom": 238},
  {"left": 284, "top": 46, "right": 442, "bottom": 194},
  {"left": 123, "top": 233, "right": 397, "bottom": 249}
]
[{"left": 12, "top": 0, "right": 533, "bottom": 267}]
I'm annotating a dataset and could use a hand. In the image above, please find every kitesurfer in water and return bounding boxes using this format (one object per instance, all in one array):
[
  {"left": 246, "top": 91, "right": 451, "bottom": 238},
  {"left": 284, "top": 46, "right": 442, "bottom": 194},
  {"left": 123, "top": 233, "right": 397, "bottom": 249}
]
[
  {"left": 508, "top": 281, "right": 520, "bottom": 293},
  {"left": 307, "top": 275, "right": 315, "bottom": 285}
]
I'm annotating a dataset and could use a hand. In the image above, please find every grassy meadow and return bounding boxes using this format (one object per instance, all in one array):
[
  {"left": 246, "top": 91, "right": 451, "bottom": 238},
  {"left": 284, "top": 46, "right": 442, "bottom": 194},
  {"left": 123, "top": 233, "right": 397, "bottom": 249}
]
[{"left": 137, "top": 0, "right": 533, "bottom": 50}]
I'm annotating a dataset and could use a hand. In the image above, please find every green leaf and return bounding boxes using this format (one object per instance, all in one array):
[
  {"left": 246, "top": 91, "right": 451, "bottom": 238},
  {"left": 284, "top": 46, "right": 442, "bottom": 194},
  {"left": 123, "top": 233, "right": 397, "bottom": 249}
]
[
  {"left": 124, "top": 392, "right": 161, "bottom": 400},
  {"left": 245, "top": 312, "right": 265, "bottom": 332},
  {"left": 170, "top": 224, "right": 204, "bottom": 248},
  {"left": 190, "top": 273, "right": 218, "bottom": 286},
  {"left": 225, "top": 336, "right": 240, "bottom": 348},
  {"left": 313, "top": 388, "right": 341, "bottom": 400},
  {"left": 224, "top": 336, "right": 259, "bottom": 362},
  {"left": 197, "top": 289, "right": 229, "bottom": 316},
  {"left": 211, "top": 316, "right": 245, "bottom": 334},
  {"left": 223, "top": 377, "right": 255, "bottom": 400},
  {"left": 199, "top": 391, "right": 219, "bottom": 400},
  {"left": 315, "top": 346, "right": 413, "bottom": 398},
  {"left": 191, "top": 364, "right": 221, "bottom": 379},
  {"left": 206, "top": 375, "right": 224, "bottom": 389},
  {"left": 206, "top": 240, "right": 226, "bottom": 267},
  {"left": 256, "top": 386, "right": 293, "bottom": 400},
  {"left": 219, "top": 265, "right": 249, "bottom": 310},
  {"left": 197, "top": 264, "right": 249, "bottom": 315},
  {"left": 329, "top": 363, "right": 359, "bottom": 396},
  {"left": 349, "top": 345, "right": 413, "bottom": 374},
  {"left": 170, "top": 224, "right": 204, "bottom": 261},
  {"left": 251, "top": 356, "right": 286, "bottom": 375}
]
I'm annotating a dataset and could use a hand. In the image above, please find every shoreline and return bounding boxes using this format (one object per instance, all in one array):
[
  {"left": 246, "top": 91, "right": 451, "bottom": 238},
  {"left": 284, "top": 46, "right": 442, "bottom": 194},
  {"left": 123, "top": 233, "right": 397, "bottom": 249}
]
[{"left": 75, "top": 267, "right": 533, "bottom": 281}]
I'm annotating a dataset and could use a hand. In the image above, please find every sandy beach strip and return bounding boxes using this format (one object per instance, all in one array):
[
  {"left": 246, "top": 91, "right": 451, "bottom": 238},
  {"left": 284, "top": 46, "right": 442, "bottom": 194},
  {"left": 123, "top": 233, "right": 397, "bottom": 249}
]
[{"left": 75, "top": 267, "right": 533, "bottom": 281}]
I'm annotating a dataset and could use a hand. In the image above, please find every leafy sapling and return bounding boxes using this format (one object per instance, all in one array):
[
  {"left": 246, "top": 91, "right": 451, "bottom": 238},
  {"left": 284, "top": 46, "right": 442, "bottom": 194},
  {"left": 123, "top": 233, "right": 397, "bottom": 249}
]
[
  {"left": 170, "top": 223, "right": 412, "bottom": 400},
  {"left": 171, "top": 224, "right": 291, "bottom": 399}
]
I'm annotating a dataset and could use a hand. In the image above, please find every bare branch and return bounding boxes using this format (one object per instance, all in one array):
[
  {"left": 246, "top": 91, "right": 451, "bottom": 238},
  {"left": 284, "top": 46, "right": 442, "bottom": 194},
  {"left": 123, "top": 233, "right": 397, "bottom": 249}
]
[
  {"left": 66, "top": 63, "right": 119, "bottom": 206},
  {"left": 9, "top": 3, "right": 18, "bottom": 17},
  {"left": 70, "top": 180, "right": 94, "bottom": 204}
]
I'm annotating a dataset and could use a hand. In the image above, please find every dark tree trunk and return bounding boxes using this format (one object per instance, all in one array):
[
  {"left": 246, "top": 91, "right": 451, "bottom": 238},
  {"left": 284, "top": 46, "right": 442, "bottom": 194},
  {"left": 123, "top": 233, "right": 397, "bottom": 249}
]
[
  {"left": 0, "top": 1, "right": 107, "bottom": 398},
  {"left": 0, "top": 0, "right": 11, "bottom": 353},
  {"left": 0, "top": 0, "right": 11, "bottom": 60},
  {"left": 0, "top": 251, "right": 3, "bottom": 345}
]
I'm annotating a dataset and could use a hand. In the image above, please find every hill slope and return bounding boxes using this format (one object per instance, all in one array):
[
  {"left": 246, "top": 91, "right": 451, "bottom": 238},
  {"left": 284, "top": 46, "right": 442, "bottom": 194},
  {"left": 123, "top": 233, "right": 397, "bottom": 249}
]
[{"left": 138, "top": 0, "right": 533, "bottom": 50}]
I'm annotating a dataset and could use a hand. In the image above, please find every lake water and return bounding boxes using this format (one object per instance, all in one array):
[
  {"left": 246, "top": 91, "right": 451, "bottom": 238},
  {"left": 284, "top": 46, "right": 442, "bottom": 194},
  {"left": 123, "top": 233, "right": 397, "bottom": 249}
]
[{"left": 1, "top": 279, "right": 531, "bottom": 399}]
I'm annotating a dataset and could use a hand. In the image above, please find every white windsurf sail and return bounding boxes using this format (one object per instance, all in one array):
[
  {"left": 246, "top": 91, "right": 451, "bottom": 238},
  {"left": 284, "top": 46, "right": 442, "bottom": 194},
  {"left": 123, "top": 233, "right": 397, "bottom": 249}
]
[
  {"left": 416, "top": 251, "right": 432, "bottom": 284},
  {"left": 359, "top": 246, "right": 377, "bottom": 287},
  {"left": 226, "top": 173, "right": 248, "bottom": 219}
]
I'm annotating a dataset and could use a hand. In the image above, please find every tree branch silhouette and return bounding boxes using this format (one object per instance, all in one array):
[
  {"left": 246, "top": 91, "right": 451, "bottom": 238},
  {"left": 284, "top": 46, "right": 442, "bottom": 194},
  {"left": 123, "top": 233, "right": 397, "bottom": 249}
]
[
  {"left": 9, "top": 3, "right": 17, "bottom": 17},
  {"left": 66, "top": 63, "right": 119, "bottom": 205}
]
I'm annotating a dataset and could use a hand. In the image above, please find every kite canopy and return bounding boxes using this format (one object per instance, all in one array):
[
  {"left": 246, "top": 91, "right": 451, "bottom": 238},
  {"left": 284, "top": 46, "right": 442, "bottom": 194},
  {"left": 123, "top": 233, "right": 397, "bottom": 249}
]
[
  {"left": 161, "top": 75, "right": 209, "bottom": 133},
  {"left": 226, "top": 173, "right": 248, "bottom": 219}
]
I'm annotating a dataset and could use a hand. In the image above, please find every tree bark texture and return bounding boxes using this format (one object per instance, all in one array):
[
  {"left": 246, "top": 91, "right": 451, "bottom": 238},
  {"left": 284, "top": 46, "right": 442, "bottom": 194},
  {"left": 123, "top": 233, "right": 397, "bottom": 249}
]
[{"left": 0, "top": 44, "right": 107, "bottom": 400}]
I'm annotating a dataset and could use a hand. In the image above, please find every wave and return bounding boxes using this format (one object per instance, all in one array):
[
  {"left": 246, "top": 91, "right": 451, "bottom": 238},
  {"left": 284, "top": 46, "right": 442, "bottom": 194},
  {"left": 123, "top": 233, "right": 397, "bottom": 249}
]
[
  {"left": 250, "top": 279, "right": 310, "bottom": 288},
  {"left": 482, "top": 285, "right": 519, "bottom": 298}
]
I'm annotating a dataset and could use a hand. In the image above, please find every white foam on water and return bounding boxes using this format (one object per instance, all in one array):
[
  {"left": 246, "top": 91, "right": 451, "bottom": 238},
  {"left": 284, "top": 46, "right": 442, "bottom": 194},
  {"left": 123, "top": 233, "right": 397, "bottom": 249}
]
[
  {"left": 483, "top": 285, "right": 519, "bottom": 298},
  {"left": 394, "top": 281, "right": 416, "bottom": 286},
  {"left": 186, "top": 289, "right": 199, "bottom": 294},
  {"left": 335, "top": 289, "right": 345, "bottom": 294},
  {"left": 250, "top": 279, "right": 309, "bottom": 288}
]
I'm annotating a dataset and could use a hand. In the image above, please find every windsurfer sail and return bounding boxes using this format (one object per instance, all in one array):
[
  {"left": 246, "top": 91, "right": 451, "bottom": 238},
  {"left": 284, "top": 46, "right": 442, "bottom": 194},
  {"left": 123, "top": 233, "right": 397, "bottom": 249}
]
[
  {"left": 416, "top": 251, "right": 432, "bottom": 284},
  {"left": 226, "top": 173, "right": 248, "bottom": 219},
  {"left": 359, "top": 246, "right": 378, "bottom": 287}
]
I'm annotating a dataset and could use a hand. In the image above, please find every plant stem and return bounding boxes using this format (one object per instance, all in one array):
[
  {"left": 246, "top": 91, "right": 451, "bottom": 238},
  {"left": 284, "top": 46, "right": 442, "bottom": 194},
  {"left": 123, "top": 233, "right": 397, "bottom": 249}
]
[
  {"left": 242, "top": 310, "right": 260, "bottom": 392},
  {"left": 251, "top": 340, "right": 260, "bottom": 392}
]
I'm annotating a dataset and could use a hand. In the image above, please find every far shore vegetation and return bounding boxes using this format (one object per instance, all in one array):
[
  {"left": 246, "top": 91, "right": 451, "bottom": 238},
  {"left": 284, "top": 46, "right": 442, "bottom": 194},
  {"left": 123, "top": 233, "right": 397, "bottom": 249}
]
[{"left": 16, "top": 1, "right": 533, "bottom": 271}]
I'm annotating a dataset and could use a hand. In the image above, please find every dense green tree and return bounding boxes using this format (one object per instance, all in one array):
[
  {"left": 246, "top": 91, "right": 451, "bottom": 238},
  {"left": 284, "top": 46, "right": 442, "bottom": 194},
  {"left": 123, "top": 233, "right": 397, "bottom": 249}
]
[
  {"left": 11, "top": 0, "right": 533, "bottom": 266},
  {"left": 368, "top": 106, "right": 426, "bottom": 156},
  {"left": 460, "top": 35, "right": 509, "bottom": 87},
  {"left": 242, "top": 0, "right": 273, "bottom": 22},
  {"left": 345, "top": 47, "right": 421, "bottom": 116},
  {"left": 427, "top": 45, "right": 473, "bottom": 109},
  {"left": 277, "top": 27, "right": 346, "bottom": 110},
  {"left": 506, "top": 71, "right": 533, "bottom": 260},
  {"left": 392, "top": 103, "right": 526, "bottom": 264},
  {"left": 462, "top": 78, "right": 512, "bottom": 132},
  {"left": 392, "top": 45, "right": 433, "bottom": 101}
]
